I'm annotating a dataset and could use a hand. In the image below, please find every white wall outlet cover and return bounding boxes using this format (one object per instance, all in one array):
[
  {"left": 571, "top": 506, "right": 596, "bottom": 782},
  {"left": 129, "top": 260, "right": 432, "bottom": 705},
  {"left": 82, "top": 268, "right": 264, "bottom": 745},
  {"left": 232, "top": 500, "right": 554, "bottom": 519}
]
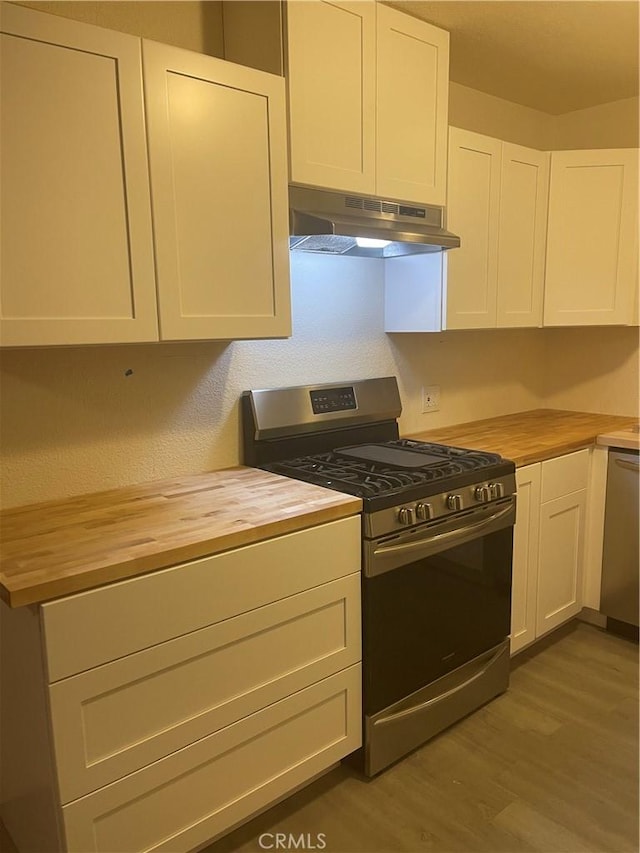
[{"left": 422, "top": 385, "right": 441, "bottom": 413}]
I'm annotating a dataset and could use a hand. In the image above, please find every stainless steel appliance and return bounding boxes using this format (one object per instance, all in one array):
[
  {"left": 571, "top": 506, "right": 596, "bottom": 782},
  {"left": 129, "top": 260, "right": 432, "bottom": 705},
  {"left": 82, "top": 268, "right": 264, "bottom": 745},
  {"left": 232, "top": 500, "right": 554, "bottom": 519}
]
[
  {"left": 289, "top": 186, "right": 460, "bottom": 257},
  {"left": 601, "top": 448, "right": 639, "bottom": 631},
  {"left": 242, "top": 377, "right": 516, "bottom": 776}
]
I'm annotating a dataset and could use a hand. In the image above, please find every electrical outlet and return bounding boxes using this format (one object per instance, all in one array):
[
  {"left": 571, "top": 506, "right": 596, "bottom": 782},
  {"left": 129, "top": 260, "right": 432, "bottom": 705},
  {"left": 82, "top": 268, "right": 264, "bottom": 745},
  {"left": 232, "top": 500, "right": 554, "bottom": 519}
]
[{"left": 422, "top": 385, "right": 441, "bottom": 413}]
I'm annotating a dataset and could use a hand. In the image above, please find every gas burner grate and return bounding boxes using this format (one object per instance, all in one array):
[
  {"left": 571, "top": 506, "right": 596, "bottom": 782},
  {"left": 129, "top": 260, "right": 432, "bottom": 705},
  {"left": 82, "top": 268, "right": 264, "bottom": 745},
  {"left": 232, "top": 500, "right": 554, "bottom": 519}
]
[{"left": 266, "top": 440, "right": 504, "bottom": 500}]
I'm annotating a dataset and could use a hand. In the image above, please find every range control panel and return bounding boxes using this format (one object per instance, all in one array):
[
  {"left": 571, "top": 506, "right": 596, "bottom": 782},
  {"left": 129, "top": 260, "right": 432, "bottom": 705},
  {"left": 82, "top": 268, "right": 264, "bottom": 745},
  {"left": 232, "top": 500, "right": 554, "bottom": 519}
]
[{"left": 310, "top": 386, "right": 357, "bottom": 414}]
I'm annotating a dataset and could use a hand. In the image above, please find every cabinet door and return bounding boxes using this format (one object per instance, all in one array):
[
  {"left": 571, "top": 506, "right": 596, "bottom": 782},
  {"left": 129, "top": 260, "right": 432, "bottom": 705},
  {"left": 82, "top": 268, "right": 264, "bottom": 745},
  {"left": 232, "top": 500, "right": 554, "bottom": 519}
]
[
  {"left": 376, "top": 6, "right": 449, "bottom": 206},
  {"left": 510, "top": 464, "right": 541, "bottom": 655},
  {"left": 445, "top": 128, "right": 502, "bottom": 329},
  {"left": 497, "top": 145, "right": 549, "bottom": 328},
  {"left": 537, "top": 490, "right": 586, "bottom": 637},
  {"left": 544, "top": 149, "right": 639, "bottom": 326},
  {"left": 286, "top": 0, "right": 376, "bottom": 194},
  {"left": 0, "top": 4, "right": 158, "bottom": 346},
  {"left": 143, "top": 40, "right": 291, "bottom": 340}
]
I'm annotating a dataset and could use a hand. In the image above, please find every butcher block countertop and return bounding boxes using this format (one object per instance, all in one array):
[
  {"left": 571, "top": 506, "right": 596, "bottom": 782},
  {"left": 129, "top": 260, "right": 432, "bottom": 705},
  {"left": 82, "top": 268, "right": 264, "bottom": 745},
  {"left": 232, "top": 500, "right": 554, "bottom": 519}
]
[
  {"left": 0, "top": 468, "right": 362, "bottom": 608},
  {"left": 405, "top": 409, "right": 638, "bottom": 467}
]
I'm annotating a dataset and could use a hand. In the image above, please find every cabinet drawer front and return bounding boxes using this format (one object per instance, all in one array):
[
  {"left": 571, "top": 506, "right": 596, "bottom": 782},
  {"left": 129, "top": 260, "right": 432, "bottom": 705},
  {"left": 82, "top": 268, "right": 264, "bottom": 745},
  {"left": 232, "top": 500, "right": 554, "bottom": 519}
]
[
  {"left": 62, "top": 665, "right": 362, "bottom": 853},
  {"left": 541, "top": 449, "right": 589, "bottom": 503},
  {"left": 42, "top": 516, "right": 361, "bottom": 681},
  {"left": 50, "top": 574, "right": 361, "bottom": 803}
]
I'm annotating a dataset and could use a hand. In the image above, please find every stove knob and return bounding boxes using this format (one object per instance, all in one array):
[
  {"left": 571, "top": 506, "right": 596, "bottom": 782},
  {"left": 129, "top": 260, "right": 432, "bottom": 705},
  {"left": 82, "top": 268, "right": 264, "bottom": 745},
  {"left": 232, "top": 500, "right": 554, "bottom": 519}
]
[
  {"left": 397, "top": 506, "right": 416, "bottom": 526},
  {"left": 474, "top": 485, "right": 491, "bottom": 503},
  {"left": 489, "top": 482, "right": 505, "bottom": 499},
  {"left": 446, "top": 494, "right": 463, "bottom": 511},
  {"left": 416, "top": 502, "right": 433, "bottom": 521}
]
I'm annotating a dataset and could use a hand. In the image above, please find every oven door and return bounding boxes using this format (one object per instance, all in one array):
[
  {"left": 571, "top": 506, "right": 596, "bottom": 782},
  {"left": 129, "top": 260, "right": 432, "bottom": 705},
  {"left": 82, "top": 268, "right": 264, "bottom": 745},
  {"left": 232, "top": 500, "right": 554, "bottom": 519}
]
[{"left": 362, "top": 498, "right": 514, "bottom": 717}]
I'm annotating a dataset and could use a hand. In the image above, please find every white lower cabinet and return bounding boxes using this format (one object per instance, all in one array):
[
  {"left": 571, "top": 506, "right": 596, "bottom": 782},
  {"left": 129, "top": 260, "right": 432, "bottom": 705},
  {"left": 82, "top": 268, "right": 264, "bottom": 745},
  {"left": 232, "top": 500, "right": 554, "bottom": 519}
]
[
  {"left": 1, "top": 517, "right": 362, "bottom": 853},
  {"left": 510, "top": 450, "right": 590, "bottom": 654},
  {"left": 510, "top": 465, "right": 541, "bottom": 654}
]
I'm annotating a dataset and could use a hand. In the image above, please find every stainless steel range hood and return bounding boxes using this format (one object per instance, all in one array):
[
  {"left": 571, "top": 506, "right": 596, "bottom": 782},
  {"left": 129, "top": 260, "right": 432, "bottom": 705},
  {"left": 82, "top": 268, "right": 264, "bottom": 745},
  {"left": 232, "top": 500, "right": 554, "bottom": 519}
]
[{"left": 289, "top": 186, "right": 460, "bottom": 258}]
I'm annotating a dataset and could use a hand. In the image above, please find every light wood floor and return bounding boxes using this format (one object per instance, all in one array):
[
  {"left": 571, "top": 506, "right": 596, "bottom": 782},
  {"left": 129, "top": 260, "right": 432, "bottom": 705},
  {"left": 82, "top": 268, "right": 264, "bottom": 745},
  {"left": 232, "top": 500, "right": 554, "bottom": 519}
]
[
  {"left": 206, "top": 622, "right": 638, "bottom": 853},
  {"left": 1, "top": 622, "right": 637, "bottom": 853}
]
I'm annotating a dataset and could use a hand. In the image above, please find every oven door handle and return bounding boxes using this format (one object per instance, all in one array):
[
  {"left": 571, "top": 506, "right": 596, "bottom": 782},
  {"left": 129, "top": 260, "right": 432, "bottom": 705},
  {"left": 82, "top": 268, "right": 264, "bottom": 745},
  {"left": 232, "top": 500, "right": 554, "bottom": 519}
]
[
  {"left": 372, "top": 643, "right": 508, "bottom": 727},
  {"left": 367, "top": 501, "right": 515, "bottom": 577}
]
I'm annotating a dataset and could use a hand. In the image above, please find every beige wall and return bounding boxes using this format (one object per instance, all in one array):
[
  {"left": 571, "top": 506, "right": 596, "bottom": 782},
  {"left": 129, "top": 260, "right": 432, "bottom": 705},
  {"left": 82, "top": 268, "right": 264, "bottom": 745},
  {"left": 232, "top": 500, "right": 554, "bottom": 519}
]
[
  {"left": 543, "top": 327, "right": 639, "bottom": 416},
  {"left": 0, "top": 256, "right": 548, "bottom": 509},
  {"left": 449, "top": 82, "right": 555, "bottom": 149},
  {"left": 18, "top": 1, "right": 225, "bottom": 56},
  {"left": 554, "top": 97, "right": 640, "bottom": 149},
  {"left": 449, "top": 85, "right": 640, "bottom": 151}
]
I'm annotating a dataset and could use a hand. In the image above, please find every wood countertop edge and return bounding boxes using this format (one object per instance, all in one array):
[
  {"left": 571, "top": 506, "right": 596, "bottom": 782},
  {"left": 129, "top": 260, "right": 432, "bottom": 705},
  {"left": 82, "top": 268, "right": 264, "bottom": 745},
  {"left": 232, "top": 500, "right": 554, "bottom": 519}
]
[{"left": 0, "top": 501, "right": 362, "bottom": 609}]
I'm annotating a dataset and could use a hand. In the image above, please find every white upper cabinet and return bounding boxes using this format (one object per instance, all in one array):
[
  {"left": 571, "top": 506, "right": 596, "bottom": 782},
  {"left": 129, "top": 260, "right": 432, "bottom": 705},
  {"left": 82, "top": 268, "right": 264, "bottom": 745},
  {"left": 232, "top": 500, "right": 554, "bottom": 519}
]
[
  {"left": 286, "top": 0, "right": 376, "bottom": 195},
  {"left": 375, "top": 4, "right": 449, "bottom": 206},
  {"left": 497, "top": 143, "right": 549, "bottom": 328},
  {"left": 143, "top": 41, "right": 291, "bottom": 341},
  {"left": 286, "top": 0, "right": 449, "bottom": 205},
  {"left": 0, "top": 3, "right": 158, "bottom": 347},
  {"left": 445, "top": 128, "right": 502, "bottom": 329},
  {"left": 445, "top": 128, "right": 549, "bottom": 331},
  {"left": 544, "top": 149, "right": 639, "bottom": 326},
  {"left": 0, "top": 5, "right": 291, "bottom": 347}
]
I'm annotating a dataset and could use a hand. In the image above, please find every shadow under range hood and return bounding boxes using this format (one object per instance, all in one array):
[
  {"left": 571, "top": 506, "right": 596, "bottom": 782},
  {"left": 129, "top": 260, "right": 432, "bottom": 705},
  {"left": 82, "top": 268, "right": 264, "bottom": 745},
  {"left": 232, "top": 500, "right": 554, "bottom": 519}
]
[{"left": 289, "top": 185, "right": 460, "bottom": 258}]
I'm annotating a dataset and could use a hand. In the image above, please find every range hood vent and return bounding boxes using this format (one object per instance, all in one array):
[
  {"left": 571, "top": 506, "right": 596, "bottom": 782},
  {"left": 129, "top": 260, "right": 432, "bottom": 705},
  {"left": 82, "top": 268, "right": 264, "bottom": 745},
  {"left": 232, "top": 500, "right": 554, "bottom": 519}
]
[{"left": 289, "top": 186, "right": 460, "bottom": 258}]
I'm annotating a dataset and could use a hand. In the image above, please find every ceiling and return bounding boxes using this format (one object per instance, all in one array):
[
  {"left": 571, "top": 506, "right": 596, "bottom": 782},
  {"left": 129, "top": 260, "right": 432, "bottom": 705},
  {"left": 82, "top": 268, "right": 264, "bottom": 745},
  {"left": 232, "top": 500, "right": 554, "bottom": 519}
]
[{"left": 384, "top": 1, "right": 640, "bottom": 114}]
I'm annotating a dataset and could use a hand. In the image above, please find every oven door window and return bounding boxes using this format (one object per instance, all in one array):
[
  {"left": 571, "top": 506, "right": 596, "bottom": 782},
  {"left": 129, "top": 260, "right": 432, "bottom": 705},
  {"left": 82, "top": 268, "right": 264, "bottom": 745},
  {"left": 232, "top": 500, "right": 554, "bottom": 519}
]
[{"left": 363, "top": 526, "right": 513, "bottom": 715}]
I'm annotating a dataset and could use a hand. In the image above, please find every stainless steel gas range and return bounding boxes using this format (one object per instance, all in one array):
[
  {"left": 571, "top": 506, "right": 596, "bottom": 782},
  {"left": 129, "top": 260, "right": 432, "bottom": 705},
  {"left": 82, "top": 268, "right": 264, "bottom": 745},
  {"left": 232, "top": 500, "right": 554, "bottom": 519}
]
[{"left": 242, "top": 376, "right": 516, "bottom": 776}]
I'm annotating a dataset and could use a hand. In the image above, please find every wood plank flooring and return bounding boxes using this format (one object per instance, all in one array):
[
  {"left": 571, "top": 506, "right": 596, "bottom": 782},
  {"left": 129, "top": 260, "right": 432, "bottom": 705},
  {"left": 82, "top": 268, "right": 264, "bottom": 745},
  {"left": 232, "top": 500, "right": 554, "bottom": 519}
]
[
  {"left": 206, "top": 623, "right": 638, "bottom": 853},
  {"left": 0, "top": 622, "right": 636, "bottom": 853}
]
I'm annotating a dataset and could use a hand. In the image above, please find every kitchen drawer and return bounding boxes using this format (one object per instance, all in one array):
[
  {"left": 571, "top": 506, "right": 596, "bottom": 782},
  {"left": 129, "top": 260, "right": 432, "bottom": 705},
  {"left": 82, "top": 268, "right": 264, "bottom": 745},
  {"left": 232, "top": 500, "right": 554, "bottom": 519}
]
[
  {"left": 42, "top": 515, "right": 361, "bottom": 681},
  {"left": 62, "top": 665, "right": 362, "bottom": 853},
  {"left": 541, "top": 449, "right": 589, "bottom": 503},
  {"left": 49, "top": 574, "right": 361, "bottom": 803}
]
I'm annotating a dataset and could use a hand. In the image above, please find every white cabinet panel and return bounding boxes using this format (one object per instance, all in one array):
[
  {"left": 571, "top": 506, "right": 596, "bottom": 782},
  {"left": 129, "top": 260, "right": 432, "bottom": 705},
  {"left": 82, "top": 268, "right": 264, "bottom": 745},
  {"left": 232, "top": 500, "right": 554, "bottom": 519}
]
[
  {"left": 537, "top": 491, "right": 586, "bottom": 636},
  {"left": 286, "top": 0, "right": 376, "bottom": 194},
  {"left": 376, "top": 5, "right": 449, "bottom": 205},
  {"left": 143, "top": 40, "right": 291, "bottom": 340},
  {"left": 510, "top": 464, "right": 541, "bottom": 655},
  {"left": 446, "top": 128, "right": 502, "bottom": 329},
  {"left": 497, "top": 144, "right": 549, "bottom": 328},
  {"left": 0, "top": 3, "right": 158, "bottom": 346},
  {"left": 544, "top": 149, "right": 639, "bottom": 326},
  {"left": 62, "top": 666, "right": 361, "bottom": 853}
]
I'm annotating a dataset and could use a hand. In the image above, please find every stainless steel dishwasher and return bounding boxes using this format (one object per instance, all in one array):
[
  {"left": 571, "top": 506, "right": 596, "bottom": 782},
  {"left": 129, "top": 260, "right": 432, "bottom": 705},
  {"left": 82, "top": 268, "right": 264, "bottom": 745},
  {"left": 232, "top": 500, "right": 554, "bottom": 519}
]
[{"left": 601, "top": 448, "right": 639, "bottom": 631}]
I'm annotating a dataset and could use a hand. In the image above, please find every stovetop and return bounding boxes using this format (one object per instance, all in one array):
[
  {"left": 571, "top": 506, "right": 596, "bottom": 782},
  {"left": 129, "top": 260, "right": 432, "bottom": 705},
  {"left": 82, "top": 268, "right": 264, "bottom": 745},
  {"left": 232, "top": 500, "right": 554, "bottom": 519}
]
[{"left": 265, "top": 439, "right": 513, "bottom": 511}]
